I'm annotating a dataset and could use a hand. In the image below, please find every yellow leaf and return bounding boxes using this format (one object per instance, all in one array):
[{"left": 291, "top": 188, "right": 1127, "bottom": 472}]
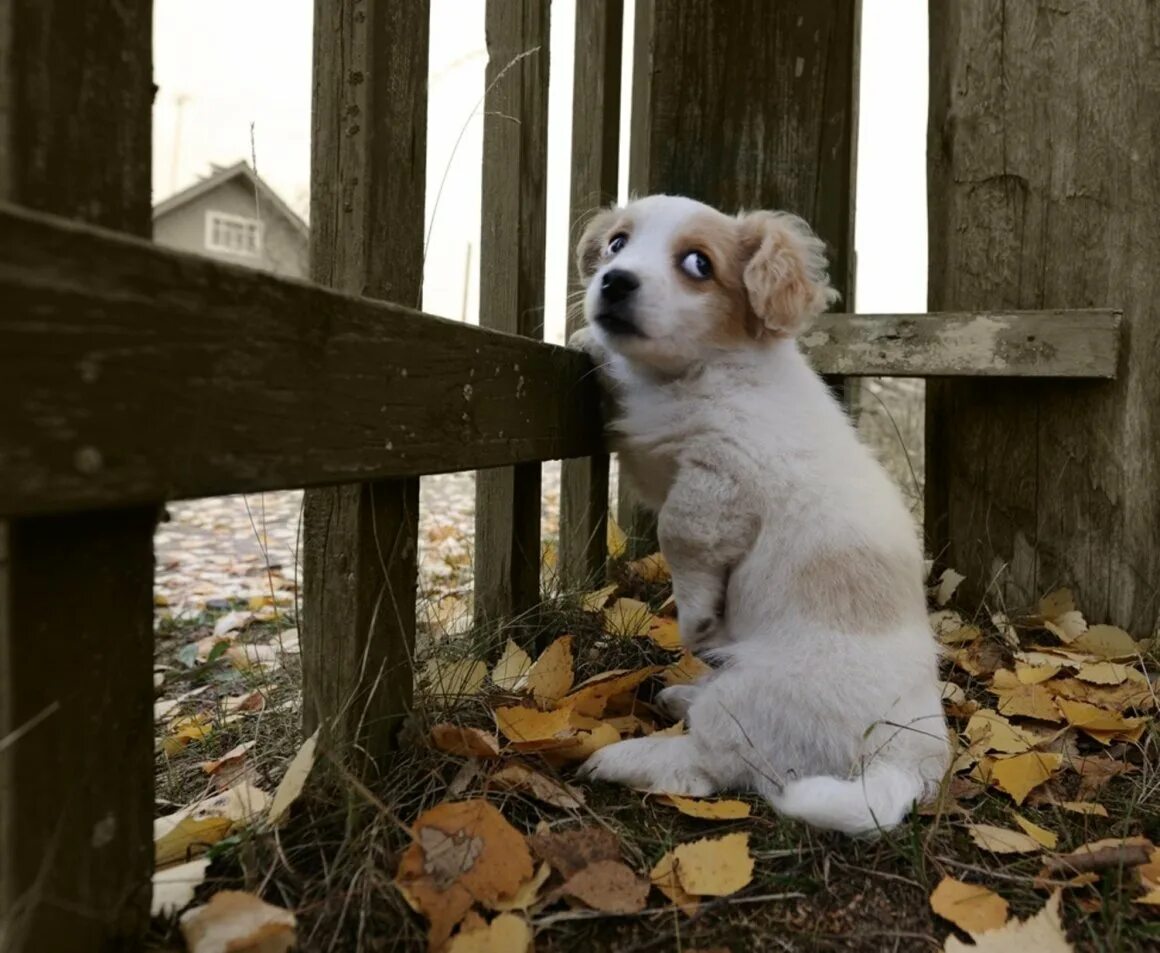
[
  {"left": 267, "top": 729, "right": 318, "bottom": 828},
  {"left": 1055, "top": 698, "right": 1147, "bottom": 734},
  {"left": 1011, "top": 813, "right": 1058, "bottom": 849},
  {"left": 524, "top": 635, "right": 575, "bottom": 707},
  {"left": 626, "top": 551, "right": 670, "bottom": 584},
  {"left": 1059, "top": 800, "right": 1108, "bottom": 817},
  {"left": 491, "top": 640, "right": 532, "bottom": 691},
  {"left": 969, "top": 824, "right": 1044, "bottom": 855},
  {"left": 423, "top": 658, "right": 489, "bottom": 700},
  {"left": 672, "top": 832, "right": 754, "bottom": 896},
  {"left": 445, "top": 913, "right": 532, "bottom": 953},
  {"left": 1074, "top": 661, "right": 1136, "bottom": 686},
  {"left": 989, "top": 752, "right": 1063, "bottom": 805},
  {"left": 654, "top": 719, "right": 687, "bottom": 737},
  {"left": 494, "top": 705, "right": 577, "bottom": 750},
  {"left": 1038, "top": 588, "right": 1077, "bottom": 620},
  {"left": 1015, "top": 661, "right": 1062, "bottom": 685},
  {"left": 663, "top": 651, "right": 712, "bottom": 687},
  {"left": 944, "top": 891, "right": 1072, "bottom": 953},
  {"left": 179, "top": 890, "right": 296, "bottom": 953},
  {"left": 604, "top": 598, "right": 654, "bottom": 638},
  {"left": 562, "top": 666, "right": 662, "bottom": 718},
  {"left": 963, "top": 710, "right": 1041, "bottom": 756},
  {"left": 489, "top": 763, "right": 585, "bottom": 809},
  {"left": 543, "top": 723, "right": 620, "bottom": 765},
  {"left": 1070, "top": 624, "right": 1141, "bottom": 660},
  {"left": 580, "top": 582, "right": 619, "bottom": 614},
  {"left": 650, "top": 849, "right": 699, "bottom": 914},
  {"left": 432, "top": 724, "right": 502, "bottom": 760},
  {"left": 656, "top": 795, "right": 750, "bottom": 820},
  {"left": 487, "top": 863, "right": 551, "bottom": 913},
  {"left": 607, "top": 515, "right": 627, "bottom": 558},
  {"left": 162, "top": 713, "right": 214, "bottom": 757},
  {"left": 647, "top": 616, "right": 683, "bottom": 650},
  {"left": 1045, "top": 675, "right": 1155, "bottom": 713},
  {"left": 154, "top": 783, "right": 271, "bottom": 867},
  {"left": 929, "top": 876, "right": 1009, "bottom": 935},
  {"left": 1136, "top": 887, "right": 1160, "bottom": 906},
  {"left": 991, "top": 684, "right": 1064, "bottom": 723}
]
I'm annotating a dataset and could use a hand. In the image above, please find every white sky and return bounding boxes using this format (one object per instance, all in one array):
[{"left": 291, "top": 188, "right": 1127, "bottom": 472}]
[{"left": 152, "top": 0, "right": 927, "bottom": 342}]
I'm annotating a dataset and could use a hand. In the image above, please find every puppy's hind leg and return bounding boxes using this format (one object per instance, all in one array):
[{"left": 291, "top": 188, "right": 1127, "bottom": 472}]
[{"left": 579, "top": 736, "right": 716, "bottom": 797}]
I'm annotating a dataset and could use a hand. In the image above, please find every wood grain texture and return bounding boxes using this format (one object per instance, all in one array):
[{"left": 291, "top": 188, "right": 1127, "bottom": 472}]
[
  {"left": 0, "top": 1, "right": 155, "bottom": 948},
  {"left": 558, "top": 0, "right": 620, "bottom": 588},
  {"left": 926, "top": 1, "right": 1160, "bottom": 634},
  {"left": 0, "top": 204, "right": 604, "bottom": 518},
  {"left": 301, "top": 0, "right": 427, "bottom": 763},
  {"left": 474, "top": 0, "right": 551, "bottom": 623},
  {"left": 800, "top": 310, "right": 1121, "bottom": 378}
]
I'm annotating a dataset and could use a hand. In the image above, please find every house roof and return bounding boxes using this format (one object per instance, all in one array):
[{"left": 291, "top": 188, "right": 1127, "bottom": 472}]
[{"left": 153, "top": 160, "right": 308, "bottom": 237}]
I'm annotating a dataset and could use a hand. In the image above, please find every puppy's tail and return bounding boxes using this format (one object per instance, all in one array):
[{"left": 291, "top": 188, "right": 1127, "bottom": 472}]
[{"left": 761, "top": 761, "right": 925, "bottom": 836}]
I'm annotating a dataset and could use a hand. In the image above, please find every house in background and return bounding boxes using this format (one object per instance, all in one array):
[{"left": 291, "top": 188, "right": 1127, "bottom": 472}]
[{"left": 153, "top": 160, "right": 308, "bottom": 278}]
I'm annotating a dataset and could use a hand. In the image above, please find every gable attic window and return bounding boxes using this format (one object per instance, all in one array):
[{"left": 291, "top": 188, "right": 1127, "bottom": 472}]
[{"left": 205, "top": 211, "right": 262, "bottom": 256}]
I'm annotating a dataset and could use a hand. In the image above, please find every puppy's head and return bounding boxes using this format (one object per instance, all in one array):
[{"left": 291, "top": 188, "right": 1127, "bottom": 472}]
[{"left": 576, "top": 195, "right": 839, "bottom": 373}]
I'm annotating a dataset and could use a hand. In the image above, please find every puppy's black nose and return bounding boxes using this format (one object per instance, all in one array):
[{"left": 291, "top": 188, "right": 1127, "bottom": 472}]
[{"left": 601, "top": 268, "right": 639, "bottom": 303}]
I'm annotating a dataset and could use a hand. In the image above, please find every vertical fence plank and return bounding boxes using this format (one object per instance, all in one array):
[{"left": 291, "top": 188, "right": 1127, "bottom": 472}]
[
  {"left": 623, "top": 0, "right": 860, "bottom": 556},
  {"left": 474, "top": 0, "right": 551, "bottom": 622},
  {"left": 301, "top": 0, "right": 429, "bottom": 764},
  {"left": 558, "top": 0, "right": 621, "bottom": 589},
  {"left": 0, "top": 2, "right": 155, "bottom": 949}
]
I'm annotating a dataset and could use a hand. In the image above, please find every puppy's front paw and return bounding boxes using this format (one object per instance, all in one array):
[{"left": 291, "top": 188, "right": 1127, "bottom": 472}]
[
  {"left": 579, "top": 737, "right": 716, "bottom": 797},
  {"left": 567, "top": 325, "right": 605, "bottom": 361}
]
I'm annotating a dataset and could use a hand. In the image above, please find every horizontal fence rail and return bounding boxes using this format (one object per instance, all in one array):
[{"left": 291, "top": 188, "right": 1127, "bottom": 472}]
[{"left": 0, "top": 204, "right": 1123, "bottom": 518}]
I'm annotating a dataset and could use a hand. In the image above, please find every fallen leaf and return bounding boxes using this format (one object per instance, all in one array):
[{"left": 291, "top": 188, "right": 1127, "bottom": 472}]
[
  {"left": 225, "top": 642, "right": 280, "bottom": 671},
  {"left": 941, "top": 681, "right": 968, "bottom": 705},
  {"left": 180, "top": 890, "right": 296, "bottom": 953},
  {"left": 936, "top": 568, "right": 966, "bottom": 606},
  {"left": 656, "top": 795, "right": 751, "bottom": 820},
  {"left": 650, "top": 849, "right": 700, "bottom": 914},
  {"left": 663, "top": 652, "right": 711, "bottom": 688},
  {"left": 221, "top": 689, "right": 266, "bottom": 715},
  {"left": 951, "top": 641, "right": 1008, "bottom": 678},
  {"left": 529, "top": 825, "right": 621, "bottom": 879},
  {"left": 991, "top": 684, "right": 1063, "bottom": 723},
  {"left": 395, "top": 800, "right": 533, "bottom": 950},
  {"left": 487, "top": 863, "right": 551, "bottom": 913},
  {"left": 494, "top": 705, "right": 577, "bottom": 750},
  {"left": 963, "top": 710, "right": 1041, "bottom": 755},
  {"left": 1015, "top": 661, "right": 1062, "bottom": 685},
  {"left": 524, "top": 636, "right": 574, "bottom": 707},
  {"left": 1074, "top": 661, "right": 1135, "bottom": 686},
  {"left": 944, "top": 891, "right": 1072, "bottom": 952},
  {"left": 162, "top": 713, "right": 214, "bottom": 757},
  {"left": 969, "top": 824, "right": 1044, "bottom": 855},
  {"left": 212, "top": 610, "right": 254, "bottom": 638},
  {"left": 930, "top": 876, "right": 1009, "bottom": 935},
  {"left": 199, "top": 741, "right": 257, "bottom": 790},
  {"left": 1059, "top": 800, "right": 1108, "bottom": 817},
  {"left": 647, "top": 616, "right": 683, "bottom": 650},
  {"left": 1070, "top": 624, "right": 1140, "bottom": 660},
  {"left": 607, "top": 515, "right": 627, "bottom": 558},
  {"left": 992, "top": 612, "right": 1020, "bottom": 649},
  {"left": 672, "top": 832, "right": 754, "bottom": 896},
  {"left": 1073, "top": 756, "right": 1137, "bottom": 799},
  {"left": 1136, "top": 888, "right": 1160, "bottom": 906},
  {"left": 432, "top": 725, "right": 503, "bottom": 760},
  {"left": 1046, "top": 675, "right": 1155, "bottom": 713},
  {"left": 580, "top": 582, "right": 619, "bottom": 614},
  {"left": 155, "top": 783, "right": 271, "bottom": 867},
  {"left": 989, "top": 752, "right": 1063, "bottom": 805},
  {"left": 1038, "top": 589, "right": 1077, "bottom": 620},
  {"left": 1055, "top": 698, "right": 1147, "bottom": 734},
  {"left": 560, "top": 859, "right": 650, "bottom": 913},
  {"left": 561, "top": 667, "right": 662, "bottom": 718},
  {"left": 152, "top": 857, "right": 210, "bottom": 916},
  {"left": 490, "top": 763, "right": 586, "bottom": 809},
  {"left": 423, "top": 658, "right": 489, "bottom": 701},
  {"left": 654, "top": 720, "right": 687, "bottom": 737},
  {"left": 1044, "top": 611, "right": 1088, "bottom": 643},
  {"left": 626, "top": 551, "right": 670, "bottom": 584},
  {"left": 443, "top": 912, "right": 532, "bottom": 952},
  {"left": 543, "top": 722, "right": 620, "bottom": 765},
  {"left": 490, "top": 640, "right": 532, "bottom": 691},
  {"left": 1011, "top": 814, "right": 1058, "bottom": 849},
  {"left": 267, "top": 729, "right": 318, "bottom": 827},
  {"left": 604, "top": 598, "right": 654, "bottom": 638}
]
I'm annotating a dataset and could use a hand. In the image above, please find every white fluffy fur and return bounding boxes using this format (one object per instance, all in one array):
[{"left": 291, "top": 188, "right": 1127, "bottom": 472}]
[{"left": 570, "top": 195, "right": 950, "bottom": 835}]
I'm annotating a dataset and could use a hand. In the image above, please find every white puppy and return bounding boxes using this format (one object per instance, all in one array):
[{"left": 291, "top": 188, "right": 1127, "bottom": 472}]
[{"left": 571, "top": 195, "right": 949, "bottom": 835}]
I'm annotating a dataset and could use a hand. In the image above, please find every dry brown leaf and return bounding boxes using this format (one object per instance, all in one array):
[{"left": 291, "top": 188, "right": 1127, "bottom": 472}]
[
  {"left": 672, "top": 832, "right": 754, "bottom": 896},
  {"left": 267, "top": 729, "right": 318, "bottom": 828},
  {"left": 395, "top": 800, "right": 533, "bottom": 950},
  {"left": 562, "top": 667, "right": 662, "bottom": 718},
  {"left": 951, "top": 641, "right": 1008, "bottom": 678},
  {"left": 604, "top": 598, "right": 654, "bottom": 637},
  {"left": 199, "top": 741, "right": 257, "bottom": 791},
  {"left": 929, "top": 876, "right": 1009, "bottom": 935},
  {"left": 580, "top": 582, "right": 619, "bottom": 614},
  {"left": 491, "top": 640, "right": 533, "bottom": 691},
  {"left": 560, "top": 859, "right": 650, "bottom": 914},
  {"left": 963, "top": 710, "right": 1041, "bottom": 756},
  {"left": 1011, "top": 814, "right": 1058, "bottom": 849},
  {"left": 989, "top": 752, "right": 1063, "bottom": 805},
  {"left": 524, "top": 635, "right": 575, "bottom": 708},
  {"left": 432, "top": 724, "right": 503, "bottom": 760},
  {"left": 487, "top": 863, "right": 552, "bottom": 913},
  {"left": 969, "top": 824, "right": 1044, "bottom": 855},
  {"left": 626, "top": 551, "right": 671, "bottom": 584},
  {"left": 444, "top": 912, "right": 532, "bottom": 953},
  {"left": 944, "top": 891, "right": 1072, "bottom": 952},
  {"left": 180, "top": 890, "right": 296, "bottom": 953},
  {"left": 650, "top": 849, "right": 700, "bottom": 914},
  {"left": 1059, "top": 800, "right": 1108, "bottom": 817},
  {"left": 1046, "top": 675, "right": 1156, "bottom": 713},
  {"left": 663, "top": 652, "right": 712, "bottom": 687},
  {"left": 154, "top": 783, "right": 271, "bottom": 867},
  {"left": 529, "top": 825, "right": 621, "bottom": 879},
  {"left": 490, "top": 763, "right": 585, "bottom": 809},
  {"left": 494, "top": 705, "right": 577, "bottom": 750},
  {"left": 647, "top": 616, "right": 683, "bottom": 650},
  {"left": 656, "top": 795, "right": 751, "bottom": 820},
  {"left": 1072, "top": 756, "right": 1137, "bottom": 799}
]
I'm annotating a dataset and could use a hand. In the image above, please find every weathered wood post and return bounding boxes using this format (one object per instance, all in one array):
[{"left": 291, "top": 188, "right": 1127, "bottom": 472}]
[
  {"left": 620, "top": 0, "right": 860, "bottom": 557},
  {"left": 926, "top": 2, "right": 1160, "bottom": 635},
  {"left": 301, "top": 0, "right": 430, "bottom": 762},
  {"left": 0, "top": 3, "right": 156, "bottom": 947},
  {"left": 473, "top": 0, "right": 552, "bottom": 622},
  {"left": 558, "top": 0, "right": 621, "bottom": 589}
]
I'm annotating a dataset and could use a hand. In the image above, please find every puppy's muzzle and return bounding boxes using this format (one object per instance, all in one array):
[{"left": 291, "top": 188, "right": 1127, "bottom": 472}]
[{"left": 595, "top": 268, "right": 644, "bottom": 337}]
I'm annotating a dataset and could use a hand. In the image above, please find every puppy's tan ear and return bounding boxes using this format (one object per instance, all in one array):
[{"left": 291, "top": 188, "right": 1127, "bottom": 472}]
[
  {"left": 575, "top": 206, "right": 619, "bottom": 281},
  {"left": 737, "top": 211, "right": 840, "bottom": 336}
]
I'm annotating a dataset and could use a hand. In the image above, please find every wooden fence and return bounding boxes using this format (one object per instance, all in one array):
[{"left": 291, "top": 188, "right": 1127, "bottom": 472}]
[{"left": 0, "top": 1, "right": 1145, "bottom": 949}]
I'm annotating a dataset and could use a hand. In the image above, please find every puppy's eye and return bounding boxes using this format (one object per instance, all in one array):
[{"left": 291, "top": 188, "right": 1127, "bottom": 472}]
[
  {"left": 680, "top": 250, "right": 713, "bottom": 280},
  {"left": 607, "top": 233, "right": 628, "bottom": 255}
]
